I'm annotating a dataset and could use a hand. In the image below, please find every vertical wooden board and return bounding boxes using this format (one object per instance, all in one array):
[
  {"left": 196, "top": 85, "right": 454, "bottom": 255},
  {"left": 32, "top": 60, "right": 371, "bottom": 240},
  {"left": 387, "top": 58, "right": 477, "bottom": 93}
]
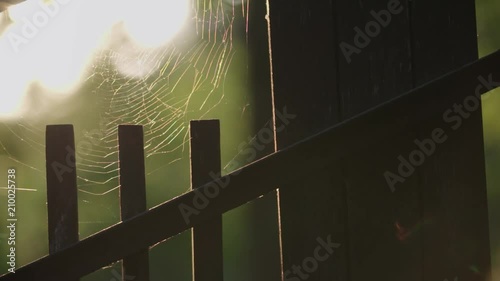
[
  {"left": 189, "top": 120, "right": 223, "bottom": 281},
  {"left": 118, "top": 125, "right": 150, "bottom": 281},
  {"left": 45, "top": 125, "right": 79, "bottom": 280},
  {"left": 418, "top": 108, "right": 491, "bottom": 281},
  {"left": 412, "top": 82, "right": 491, "bottom": 281},
  {"left": 119, "top": 125, "right": 147, "bottom": 218},
  {"left": 410, "top": 1, "right": 491, "bottom": 280},
  {"left": 269, "top": 0, "right": 340, "bottom": 144},
  {"left": 46, "top": 125, "right": 79, "bottom": 252},
  {"left": 344, "top": 132, "right": 422, "bottom": 281},
  {"left": 411, "top": 0, "right": 478, "bottom": 83},
  {"left": 335, "top": 1, "right": 420, "bottom": 281},
  {"left": 336, "top": 0, "right": 413, "bottom": 118},
  {"left": 242, "top": 0, "right": 281, "bottom": 279},
  {"left": 278, "top": 161, "right": 348, "bottom": 281},
  {"left": 268, "top": 0, "right": 348, "bottom": 280}
]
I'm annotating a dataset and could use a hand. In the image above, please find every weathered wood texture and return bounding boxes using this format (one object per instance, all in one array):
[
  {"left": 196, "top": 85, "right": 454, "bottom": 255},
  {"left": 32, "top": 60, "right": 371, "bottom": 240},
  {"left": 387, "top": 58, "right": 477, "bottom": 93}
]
[
  {"left": 411, "top": 1, "right": 491, "bottom": 280},
  {"left": 118, "top": 125, "right": 150, "bottom": 281},
  {"left": 271, "top": 0, "right": 491, "bottom": 280},
  {"left": 335, "top": 1, "right": 420, "bottom": 280},
  {"left": 337, "top": 0, "right": 413, "bottom": 118},
  {"left": 0, "top": 51, "right": 498, "bottom": 281},
  {"left": 45, "top": 125, "right": 79, "bottom": 281},
  {"left": 190, "top": 120, "right": 223, "bottom": 281},
  {"left": 269, "top": 0, "right": 420, "bottom": 280},
  {"left": 268, "top": 1, "right": 347, "bottom": 280},
  {"left": 245, "top": 0, "right": 281, "bottom": 279}
]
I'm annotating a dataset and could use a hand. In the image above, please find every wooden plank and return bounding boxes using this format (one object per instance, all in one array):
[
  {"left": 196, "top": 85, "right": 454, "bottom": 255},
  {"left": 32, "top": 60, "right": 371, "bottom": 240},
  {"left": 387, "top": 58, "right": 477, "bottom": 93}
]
[
  {"left": 1, "top": 51, "right": 498, "bottom": 281},
  {"left": 336, "top": 0, "right": 413, "bottom": 118},
  {"left": 411, "top": 0, "right": 478, "bottom": 83},
  {"left": 45, "top": 125, "right": 79, "bottom": 281},
  {"left": 268, "top": 0, "right": 340, "bottom": 141},
  {"left": 189, "top": 120, "right": 223, "bottom": 281},
  {"left": 411, "top": 1, "right": 491, "bottom": 280},
  {"left": 344, "top": 132, "right": 422, "bottom": 281},
  {"left": 417, "top": 94, "right": 491, "bottom": 281},
  {"left": 277, "top": 160, "right": 346, "bottom": 281},
  {"left": 244, "top": 0, "right": 281, "bottom": 279},
  {"left": 334, "top": 1, "right": 420, "bottom": 280},
  {"left": 118, "top": 125, "right": 150, "bottom": 281},
  {"left": 267, "top": 1, "right": 347, "bottom": 280}
]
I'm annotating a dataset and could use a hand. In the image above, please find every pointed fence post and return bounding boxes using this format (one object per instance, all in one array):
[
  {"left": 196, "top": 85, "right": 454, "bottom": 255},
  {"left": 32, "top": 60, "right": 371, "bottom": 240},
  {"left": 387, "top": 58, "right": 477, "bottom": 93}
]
[
  {"left": 46, "top": 125, "right": 79, "bottom": 281},
  {"left": 118, "top": 125, "right": 150, "bottom": 281},
  {"left": 189, "top": 120, "right": 223, "bottom": 281}
]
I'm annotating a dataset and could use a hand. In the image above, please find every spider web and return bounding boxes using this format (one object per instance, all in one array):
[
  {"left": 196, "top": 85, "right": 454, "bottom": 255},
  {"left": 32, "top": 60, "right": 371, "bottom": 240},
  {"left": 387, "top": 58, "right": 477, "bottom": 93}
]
[
  {"left": 0, "top": 0, "right": 250, "bottom": 198},
  {"left": 0, "top": 2, "right": 266, "bottom": 279}
]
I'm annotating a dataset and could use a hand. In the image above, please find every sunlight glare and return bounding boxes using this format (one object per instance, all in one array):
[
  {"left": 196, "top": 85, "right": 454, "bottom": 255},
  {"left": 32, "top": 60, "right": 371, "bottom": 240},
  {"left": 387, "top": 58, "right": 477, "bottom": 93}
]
[
  {"left": 0, "top": 0, "right": 191, "bottom": 120},
  {"left": 6, "top": 0, "right": 36, "bottom": 22},
  {"left": 0, "top": 52, "right": 29, "bottom": 119},
  {"left": 120, "top": 0, "right": 190, "bottom": 48},
  {"left": 7, "top": 0, "right": 94, "bottom": 93}
]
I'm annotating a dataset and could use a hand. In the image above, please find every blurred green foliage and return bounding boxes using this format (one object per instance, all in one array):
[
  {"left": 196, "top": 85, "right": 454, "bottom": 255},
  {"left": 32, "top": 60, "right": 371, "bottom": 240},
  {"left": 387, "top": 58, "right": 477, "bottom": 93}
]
[{"left": 477, "top": 0, "right": 500, "bottom": 279}]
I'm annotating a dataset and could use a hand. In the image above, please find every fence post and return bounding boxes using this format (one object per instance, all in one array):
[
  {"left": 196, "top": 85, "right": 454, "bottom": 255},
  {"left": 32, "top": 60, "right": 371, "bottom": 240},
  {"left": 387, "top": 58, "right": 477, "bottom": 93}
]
[
  {"left": 189, "top": 120, "right": 223, "bottom": 281},
  {"left": 267, "top": 1, "right": 349, "bottom": 280},
  {"left": 45, "top": 125, "right": 79, "bottom": 281},
  {"left": 118, "top": 125, "right": 150, "bottom": 281}
]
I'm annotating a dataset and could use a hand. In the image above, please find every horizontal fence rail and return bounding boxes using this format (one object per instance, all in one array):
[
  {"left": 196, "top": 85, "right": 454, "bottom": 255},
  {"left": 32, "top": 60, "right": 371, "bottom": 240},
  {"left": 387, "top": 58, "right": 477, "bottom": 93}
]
[{"left": 0, "top": 50, "right": 499, "bottom": 281}]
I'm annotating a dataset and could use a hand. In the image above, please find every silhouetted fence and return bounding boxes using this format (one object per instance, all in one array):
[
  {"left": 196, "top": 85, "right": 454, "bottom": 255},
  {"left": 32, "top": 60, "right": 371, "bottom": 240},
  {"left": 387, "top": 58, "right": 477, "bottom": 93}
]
[{"left": 0, "top": 50, "right": 498, "bottom": 281}]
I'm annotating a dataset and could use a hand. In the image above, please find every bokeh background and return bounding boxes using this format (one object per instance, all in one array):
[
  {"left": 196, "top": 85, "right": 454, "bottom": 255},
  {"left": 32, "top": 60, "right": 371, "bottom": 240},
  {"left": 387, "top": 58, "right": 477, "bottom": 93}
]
[{"left": 478, "top": 0, "right": 500, "bottom": 279}]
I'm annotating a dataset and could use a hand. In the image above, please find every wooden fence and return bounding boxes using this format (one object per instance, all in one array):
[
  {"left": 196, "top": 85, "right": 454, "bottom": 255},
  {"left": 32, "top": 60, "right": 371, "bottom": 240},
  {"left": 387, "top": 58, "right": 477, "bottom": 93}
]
[{"left": 0, "top": 49, "right": 499, "bottom": 281}]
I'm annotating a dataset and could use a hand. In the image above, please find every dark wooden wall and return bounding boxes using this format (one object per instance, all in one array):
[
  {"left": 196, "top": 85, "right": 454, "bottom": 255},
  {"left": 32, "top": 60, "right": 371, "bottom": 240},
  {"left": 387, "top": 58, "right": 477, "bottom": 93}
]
[{"left": 269, "top": 0, "right": 491, "bottom": 281}]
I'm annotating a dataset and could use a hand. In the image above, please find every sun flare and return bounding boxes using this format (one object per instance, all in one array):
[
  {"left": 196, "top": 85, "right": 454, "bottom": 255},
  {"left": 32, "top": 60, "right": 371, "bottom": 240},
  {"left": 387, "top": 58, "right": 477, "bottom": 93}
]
[
  {"left": 0, "top": 0, "right": 190, "bottom": 119},
  {"left": 120, "top": 0, "right": 190, "bottom": 48}
]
